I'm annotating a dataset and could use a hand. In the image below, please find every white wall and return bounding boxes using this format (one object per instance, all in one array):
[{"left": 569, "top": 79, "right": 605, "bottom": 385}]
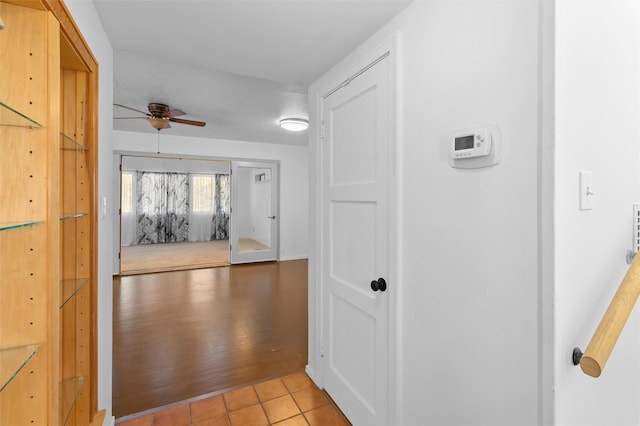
[
  {"left": 233, "top": 166, "right": 273, "bottom": 245},
  {"left": 555, "top": 1, "right": 640, "bottom": 424},
  {"left": 121, "top": 156, "right": 230, "bottom": 174},
  {"left": 236, "top": 167, "right": 253, "bottom": 238},
  {"left": 309, "top": 1, "right": 545, "bottom": 425},
  {"left": 401, "top": 4, "right": 541, "bottom": 424},
  {"left": 63, "top": 0, "right": 114, "bottom": 422},
  {"left": 113, "top": 130, "right": 308, "bottom": 262},
  {"left": 249, "top": 169, "right": 273, "bottom": 246}
]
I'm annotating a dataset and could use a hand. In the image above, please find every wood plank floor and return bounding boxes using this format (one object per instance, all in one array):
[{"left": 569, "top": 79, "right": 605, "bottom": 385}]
[
  {"left": 113, "top": 259, "right": 308, "bottom": 418},
  {"left": 121, "top": 240, "right": 230, "bottom": 275}
]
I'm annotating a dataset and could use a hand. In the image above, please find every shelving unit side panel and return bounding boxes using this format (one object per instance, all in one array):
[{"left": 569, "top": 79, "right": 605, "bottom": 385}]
[
  {"left": 60, "top": 291, "right": 76, "bottom": 381},
  {"left": 85, "top": 62, "right": 100, "bottom": 423},
  {"left": 0, "top": 2, "right": 49, "bottom": 224},
  {"left": 0, "top": 2, "right": 49, "bottom": 121},
  {"left": 0, "top": 351, "right": 48, "bottom": 425},
  {"left": 46, "top": 9, "right": 63, "bottom": 426},
  {"left": 65, "top": 284, "right": 90, "bottom": 425},
  {"left": 60, "top": 66, "right": 91, "bottom": 426},
  {"left": 0, "top": 227, "right": 49, "bottom": 424},
  {"left": 0, "top": 127, "right": 48, "bottom": 224},
  {"left": 0, "top": 227, "right": 49, "bottom": 344},
  {"left": 74, "top": 282, "right": 90, "bottom": 424}
]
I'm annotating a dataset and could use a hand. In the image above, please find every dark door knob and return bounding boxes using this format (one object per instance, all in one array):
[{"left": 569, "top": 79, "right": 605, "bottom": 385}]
[{"left": 370, "top": 278, "right": 387, "bottom": 292}]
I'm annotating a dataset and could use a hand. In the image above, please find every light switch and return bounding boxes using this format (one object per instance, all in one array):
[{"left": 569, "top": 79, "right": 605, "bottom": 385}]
[
  {"left": 579, "top": 171, "right": 594, "bottom": 210},
  {"left": 101, "top": 196, "right": 107, "bottom": 219}
]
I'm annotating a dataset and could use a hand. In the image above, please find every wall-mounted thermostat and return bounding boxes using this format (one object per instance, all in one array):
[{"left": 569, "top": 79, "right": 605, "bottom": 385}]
[
  {"left": 449, "top": 124, "right": 503, "bottom": 169},
  {"left": 450, "top": 129, "right": 492, "bottom": 159}
]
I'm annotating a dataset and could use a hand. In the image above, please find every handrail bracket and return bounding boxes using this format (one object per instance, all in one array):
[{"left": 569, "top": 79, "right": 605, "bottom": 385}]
[{"left": 572, "top": 347, "right": 583, "bottom": 366}]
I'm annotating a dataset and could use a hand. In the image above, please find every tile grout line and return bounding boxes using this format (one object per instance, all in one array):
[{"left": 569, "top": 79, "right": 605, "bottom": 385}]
[
  {"left": 288, "top": 385, "right": 311, "bottom": 426},
  {"left": 219, "top": 391, "right": 229, "bottom": 425},
  {"left": 119, "top": 373, "right": 343, "bottom": 426},
  {"left": 255, "top": 383, "right": 272, "bottom": 425},
  {"left": 251, "top": 384, "right": 272, "bottom": 426}
]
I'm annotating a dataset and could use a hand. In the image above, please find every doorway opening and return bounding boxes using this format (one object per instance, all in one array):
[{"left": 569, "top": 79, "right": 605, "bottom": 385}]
[
  {"left": 117, "top": 155, "right": 280, "bottom": 274},
  {"left": 119, "top": 156, "right": 230, "bottom": 274}
]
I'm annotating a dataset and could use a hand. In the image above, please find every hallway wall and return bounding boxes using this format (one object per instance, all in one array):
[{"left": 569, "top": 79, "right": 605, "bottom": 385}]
[
  {"left": 554, "top": 1, "right": 640, "bottom": 424},
  {"left": 396, "top": 3, "right": 541, "bottom": 424},
  {"left": 310, "top": 1, "right": 640, "bottom": 425},
  {"left": 309, "top": 1, "right": 544, "bottom": 424},
  {"left": 63, "top": 0, "right": 115, "bottom": 421}
]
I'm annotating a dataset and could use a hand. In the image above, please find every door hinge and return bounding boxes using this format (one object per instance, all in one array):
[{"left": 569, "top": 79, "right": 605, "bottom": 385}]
[
  {"left": 119, "top": 163, "right": 122, "bottom": 171},
  {"left": 320, "top": 344, "right": 325, "bottom": 358},
  {"left": 118, "top": 252, "right": 121, "bottom": 259},
  {"left": 118, "top": 208, "right": 121, "bottom": 216},
  {"left": 229, "top": 244, "right": 232, "bottom": 251}
]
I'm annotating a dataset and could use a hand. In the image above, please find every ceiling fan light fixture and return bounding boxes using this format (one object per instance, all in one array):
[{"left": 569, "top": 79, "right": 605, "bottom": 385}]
[
  {"left": 149, "top": 117, "right": 170, "bottom": 130},
  {"left": 279, "top": 118, "right": 308, "bottom": 131}
]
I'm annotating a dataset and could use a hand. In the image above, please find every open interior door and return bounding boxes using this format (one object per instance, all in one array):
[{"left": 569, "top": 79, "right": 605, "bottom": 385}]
[{"left": 230, "top": 161, "right": 279, "bottom": 264}]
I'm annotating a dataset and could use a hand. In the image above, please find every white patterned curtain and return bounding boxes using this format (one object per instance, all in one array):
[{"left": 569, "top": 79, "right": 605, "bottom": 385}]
[
  {"left": 120, "top": 172, "right": 136, "bottom": 246},
  {"left": 211, "top": 174, "right": 230, "bottom": 240},
  {"left": 136, "top": 172, "right": 190, "bottom": 244},
  {"left": 187, "top": 174, "right": 230, "bottom": 241}
]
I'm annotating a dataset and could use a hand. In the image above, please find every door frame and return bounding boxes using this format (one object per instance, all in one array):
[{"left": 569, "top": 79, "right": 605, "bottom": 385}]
[
  {"left": 114, "top": 154, "right": 233, "bottom": 274},
  {"left": 307, "top": 33, "right": 400, "bottom": 424}
]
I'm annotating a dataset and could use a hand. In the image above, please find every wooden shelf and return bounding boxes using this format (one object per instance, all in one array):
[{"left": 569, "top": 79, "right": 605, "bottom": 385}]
[{"left": 0, "top": 344, "right": 41, "bottom": 393}]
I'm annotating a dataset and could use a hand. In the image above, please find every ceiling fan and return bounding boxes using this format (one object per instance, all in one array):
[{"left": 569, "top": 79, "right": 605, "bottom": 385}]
[{"left": 114, "top": 102, "right": 207, "bottom": 130}]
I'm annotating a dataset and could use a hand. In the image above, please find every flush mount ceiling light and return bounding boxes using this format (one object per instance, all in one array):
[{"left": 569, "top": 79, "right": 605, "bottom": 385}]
[{"left": 279, "top": 118, "right": 309, "bottom": 131}]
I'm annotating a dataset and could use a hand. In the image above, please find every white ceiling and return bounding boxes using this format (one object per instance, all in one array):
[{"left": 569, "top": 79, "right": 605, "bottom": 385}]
[{"left": 93, "top": 0, "right": 412, "bottom": 145}]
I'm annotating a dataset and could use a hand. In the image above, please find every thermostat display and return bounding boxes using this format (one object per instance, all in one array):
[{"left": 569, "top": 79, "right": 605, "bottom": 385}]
[
  {"left": 450, "top": 129, "right": 492, "bottom": 159},
  {"left": 455, "top": 135, "right": 475, "bottom": 151}
]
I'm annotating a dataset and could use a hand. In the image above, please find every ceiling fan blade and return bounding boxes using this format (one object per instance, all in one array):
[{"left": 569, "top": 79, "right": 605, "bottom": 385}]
[
  {"left": 114, "top": 116, "right": 148, "bottom": 120},
  {"left": 166, "top": 109, "right": 185, "bottom": 118},
  {"left": 169, "top": 117, "right": 207, "bottom": 127},
  {"left": 114, "top": 103, "right": 149, "bottom": 116}
]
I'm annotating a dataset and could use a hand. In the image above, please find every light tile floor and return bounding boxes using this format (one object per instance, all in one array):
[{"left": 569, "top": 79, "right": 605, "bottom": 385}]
[{"left": 116, "top": 373, "right": 351, "bottom": 426}]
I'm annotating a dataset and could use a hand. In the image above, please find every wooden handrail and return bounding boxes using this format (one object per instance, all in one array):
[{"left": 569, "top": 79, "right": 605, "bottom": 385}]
[{"left": 574, "top": 252, "right": 640, "bottom": 377}]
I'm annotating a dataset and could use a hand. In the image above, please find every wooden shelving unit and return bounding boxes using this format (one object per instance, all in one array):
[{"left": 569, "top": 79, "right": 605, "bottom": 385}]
[{"left": 0, "top": 1, "right": 99, "bottom": 424}]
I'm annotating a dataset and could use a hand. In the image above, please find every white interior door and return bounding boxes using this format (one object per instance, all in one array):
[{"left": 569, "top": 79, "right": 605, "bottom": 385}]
[
  {"left": 321, "top": 54, "right": 391, "bottom": 425},
  {"left": 230, "top": 161, "right": 279, "bottom": 264}
]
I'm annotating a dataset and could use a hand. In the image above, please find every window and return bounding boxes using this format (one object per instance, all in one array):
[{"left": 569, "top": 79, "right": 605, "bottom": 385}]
[
  {"left": 121, "top": 172, "right": 134, "bottom": 213},
  {"left": 192, "top": 175, "right": 214, "bottom": 212}
]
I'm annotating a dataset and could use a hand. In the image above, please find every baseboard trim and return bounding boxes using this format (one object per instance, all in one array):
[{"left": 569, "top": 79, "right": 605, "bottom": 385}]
[
  {"left": 305, "top": 364, "right": 320, "bottom": 388},
  {"left": 280, "top": 255, "right": 308, "bottom": 261}
]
